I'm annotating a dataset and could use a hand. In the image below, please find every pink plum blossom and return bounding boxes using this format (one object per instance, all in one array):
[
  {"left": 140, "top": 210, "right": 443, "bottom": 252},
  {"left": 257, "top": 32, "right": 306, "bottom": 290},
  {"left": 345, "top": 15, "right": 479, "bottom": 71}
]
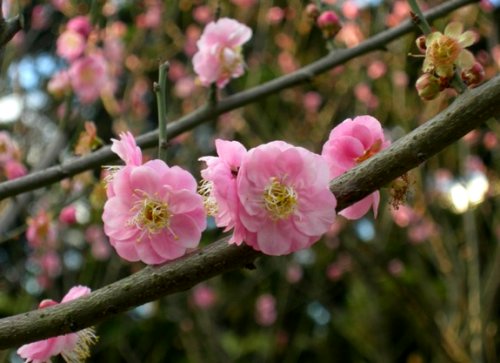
[
  {"left": 26, "top": 210, "right": 58, "bottom": 249},
  {"left": 193, "top": 17, "right": 252, "bottom": 88},
  {"left": 67, "top": 16, "right": 92, "bottom": 38},
  {"left": 59, "top": 205, "right": 78, "bottom": 224},
  {"left": 4, "top": 159, "right": 27, "bottom": 179},
  {"left": 17, "top": 286, "right": 98, "bottom": 363},
  {"left": 321, "top": 115, "right": 390, "bottom": 220},
  {"left": 85, "top": 225, "right": 111, "bottom": 260},
  {"left": 233, "top": 141, "right": 337, "bottom": 256},
  {"left": 199, "top": 139, "right": 247, "bottom": 231},
  {"left": 68, "top": 53, "right": 108, "bottom": 104},
  {"left": 56, "top": 30, "right": 86, "bottom": 61},
  {"left": 255, "top": 294, "right": 277, "bottom": 326},
  {"left": 0, "top": 131, "right": 21, "bottom": 164},
  {"left": 47, "top": 70, "right": 70, "bottom": 98},
  {"left": 192, "top": 284, "right": 217, "bottom": 309},
  {"left": 103, "top": 135, "right": 206, "bottom": 264}
]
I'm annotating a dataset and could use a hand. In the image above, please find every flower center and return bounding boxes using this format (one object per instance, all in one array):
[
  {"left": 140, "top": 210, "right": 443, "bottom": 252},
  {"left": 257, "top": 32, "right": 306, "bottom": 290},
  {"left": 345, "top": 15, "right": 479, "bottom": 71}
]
[
  {"left": 219, "top": 46, "right": 243, "bottom": 77},
  {"left": 355, "top": 139, "right": 382, "bottom": 164},
  {"left": 198, "top": 179, "right": 218, "bottom": 217},
  {"left": 263, "top": 177, "right": 297, "bottom": 220},
  {"left": 428, "top": 35, "right": 460, "bottom": 66},
  {"left": 129, "top": 192, "right": 171, "bottom": 235}
]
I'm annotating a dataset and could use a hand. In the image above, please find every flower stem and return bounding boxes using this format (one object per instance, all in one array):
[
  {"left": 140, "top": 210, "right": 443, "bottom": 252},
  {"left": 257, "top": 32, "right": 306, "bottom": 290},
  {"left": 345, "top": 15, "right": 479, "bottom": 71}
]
[
  {"left": 155, "top": 61, "right": 170, "bottom": 163},
  {"left": 408, "top": 0, "right": 432, "bottom": 35}
]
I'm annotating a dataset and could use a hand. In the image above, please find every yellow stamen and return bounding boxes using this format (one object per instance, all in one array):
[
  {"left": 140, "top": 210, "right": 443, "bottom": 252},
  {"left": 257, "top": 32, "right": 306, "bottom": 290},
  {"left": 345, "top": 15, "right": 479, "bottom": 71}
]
[
  {"left": 128, "top": 191, "right": 172, "bottom": 237},
  {"left": 263, "top": 177, "right": 297, "bottom": 220},
  {"left": 198, "top": 179, "right": 219, "bottom": 217},
  {"left": 355, "top": 139, "right": 382, "bottom": 164}
]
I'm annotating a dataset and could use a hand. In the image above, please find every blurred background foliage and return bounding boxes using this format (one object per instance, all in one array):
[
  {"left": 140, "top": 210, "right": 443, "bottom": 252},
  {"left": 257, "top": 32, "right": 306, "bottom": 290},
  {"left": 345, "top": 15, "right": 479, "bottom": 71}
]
[{"left": 0, "top": 0, "right": 499, "bottom": 362}]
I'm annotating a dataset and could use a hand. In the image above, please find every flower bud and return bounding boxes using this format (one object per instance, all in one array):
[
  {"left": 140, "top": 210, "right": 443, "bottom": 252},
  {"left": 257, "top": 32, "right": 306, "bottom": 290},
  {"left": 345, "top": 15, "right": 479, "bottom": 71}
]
[
  {"left": 317, "top": 10, "right": 341, "bottom": 39},
  {"left": 461, "top": 62, "right": 485, "bottom": 87},
  {"left": 416, "top": 73, "right": 441, "bottom": 100},
  {"left": 415, "top": 35, "right": 426, "bottom": 53},
  {"left": 305, "top": 4, "right": 320, "bottom": 20}
]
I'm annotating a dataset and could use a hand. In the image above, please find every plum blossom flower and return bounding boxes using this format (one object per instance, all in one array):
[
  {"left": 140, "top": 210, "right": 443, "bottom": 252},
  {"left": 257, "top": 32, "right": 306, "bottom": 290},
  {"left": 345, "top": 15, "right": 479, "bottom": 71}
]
[
  {"left": 56, "top": 30, "right": 86, "bottom": 61},
  {"left": 321, "top": 115, "right": 390, "bottom": 220},
  {"left": 26, "top": 210, "right": 58, "bottom": 249},
  {"left": 67, "top": 16, "right": 92, "bottom": 38},
  {"left": 193, "top": 17, "right": 252, "bottom": 88},
  {"left": 423, "top": 22, "right": 478, "bottom": 78},
  {"left": 17, "top": 286, "right": 98, "bottom": 363},
  {"left": 199, "top": 139, "right": 247, "bottom": 231},
  {"left": 233, "top": 141, "right": 337, "bottom": 256},
  {"left": 68, "top": 53, "right": 108, "bottom": 104},
  {"left": 103, "top": 133, "right": 206, "bottom": 264}
]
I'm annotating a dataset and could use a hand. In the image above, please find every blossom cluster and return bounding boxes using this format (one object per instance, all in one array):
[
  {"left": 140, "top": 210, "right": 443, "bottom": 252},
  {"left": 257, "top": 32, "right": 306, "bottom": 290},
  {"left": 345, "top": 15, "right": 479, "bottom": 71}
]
[
  {"left": 100, "top": 115, "right": 388, "bottom": 263},
  {"left": 415, "top": 22, "right": 484, "bottom": 100},
  {"left": 48, "top": 15, "right": 124, "bottom": 104}
]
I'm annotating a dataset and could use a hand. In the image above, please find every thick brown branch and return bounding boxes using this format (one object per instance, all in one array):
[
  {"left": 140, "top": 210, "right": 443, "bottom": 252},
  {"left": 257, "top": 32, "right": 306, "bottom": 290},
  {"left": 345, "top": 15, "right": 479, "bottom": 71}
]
[
  {"left": 0, "top": 0, "right": 477, "bottom": 201},
  {"left": 0, "top": 74, "right": 498, "bottom": 350}
]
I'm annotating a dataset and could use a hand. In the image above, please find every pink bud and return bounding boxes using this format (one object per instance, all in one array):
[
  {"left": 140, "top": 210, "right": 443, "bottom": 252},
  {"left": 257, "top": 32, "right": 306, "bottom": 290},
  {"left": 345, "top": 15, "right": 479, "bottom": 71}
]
[
  {"left": 415, "top": 35, "right": 426, "bottom": 53},
  {"left": 316, "top": 10, "right": 341, "bottom": 39},
  {"left": 305, "top": 4, "right": 320, "bottom": 19},
  {"left": 39, "top": 299, "right": 58, "bottom": 309},
  {"left": 461, "top": 62, "right": 485, "bottom": 88},
  {"left": 59, "top": 205, "right": 78, "bottom": 224},
  {"left": 415, "top": 73, "right": 441, "bottom": 100},
  {"left": 67, "top": 16, "right": 92, "bottom": 38}
]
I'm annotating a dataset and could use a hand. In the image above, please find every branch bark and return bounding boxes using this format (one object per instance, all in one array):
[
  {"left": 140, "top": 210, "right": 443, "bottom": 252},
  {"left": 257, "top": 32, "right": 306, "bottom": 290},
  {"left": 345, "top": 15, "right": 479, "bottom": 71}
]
[
  {"left": 0, "top": 74, "right": 498, "bottom": 350},
  {"left": 0, "top": 0, "right": 477, "bottom": 201}
]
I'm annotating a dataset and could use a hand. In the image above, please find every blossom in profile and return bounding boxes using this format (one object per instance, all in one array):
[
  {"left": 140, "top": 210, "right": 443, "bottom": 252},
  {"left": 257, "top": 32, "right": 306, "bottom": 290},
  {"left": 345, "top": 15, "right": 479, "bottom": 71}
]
[
  {"left": 193, "top": 17, "right": 252, "bottom": 88},
  {"left": 233, "top": 141, "right": 337, "bottom": 256},
  {"left": 199, "top": 139, "right": 247, "bottom": 230},
  {"left": 111, "top": 131, "right": 142, "bottom": 167},
  {"left": 103, "top": 152, "right": 206, "bottom": 264},
  {"left": 67, "top": 16, "right": 92, "bottom": 39},
  {"left": 17, "top": 286, "right": 98, "bottom": 363},
  {"left": 321, "top": 115, "right": 390, "bottom": 220},
  {"left": 68, "top": 53, "right": 108, "bottom": 104},
  {"left": 423, "top": 22, "right": 478, "bottom": 78}
]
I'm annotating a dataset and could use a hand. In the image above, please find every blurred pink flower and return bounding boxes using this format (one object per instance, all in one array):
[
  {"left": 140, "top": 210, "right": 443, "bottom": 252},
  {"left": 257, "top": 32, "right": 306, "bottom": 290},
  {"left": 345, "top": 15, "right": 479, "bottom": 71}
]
[
  {"left": 36, "top": 251, "right": 62, "bottom": 278},
  {"left": 303, "top": 91, "right": 322, "bottom": 113},
  {"left": 103, "top": 159, "right": 206, "bottom": 265},
  {"left": 68, "top": 53, "right": 108, "bottom": 104},
  {"left": 322, "top": 115, "right": 390, "bottom": 219},
  {"left": 67, "top": 16, "right": 92, "bottom": 38},
  {"left": 342, "top": 1, "right": 359, "bottom": 19},
  {"left": 85, "top": 225, "right": 111, "bottom": 260},
  {"left": 193, "top": 18, "right": 252, "bottom": 88},
  {"left": 4, "top": 159, "right": 27, "bottom": 180},
  {"left": 26, "top": 210, "right": 58, "bottom": 249},
  {"left": 199, "top": 139, "right": 247, "bottom": 231},
  {"left": 286, "top": 263, "right": 303, "bottom": 283},
  {"left": 31, "top": 5, "right": 51, "bottom": 30},
  {"left": 388, "top": 259, "right": 404, "bottom": 276},
  {"left": 0, "top": 131, "right": 21, "bottom": 163},
  {"left": 56, "top": 30, "right": 86, "bottom": 61},
  {"left": 59, "top": 205, "right": 78, "bottom": 224},
  {"left": 193, "top": 6, "right": 213, "bottom": 24},
  {"left": 278, "top": 51, "right": 298, "bottom": 73},
  {"left": 337, "top": 22, "right": 364, "bottom": 47},
  {"left": 47, "top": 70, "right": 71, "bottom": 98},
  {"left": 255, "top": 294, "right": 277, "bottom": 326},
  {"left": 233, "top": 141, "right": 337, "bottom": 255},
  {"left": 367, "top": 60, "right": 387, "bottom": 79},
  {"left": 267, "top": 7, "right": 285, "bottom": 24},
  {"left": 17, "top": 286, "right": 97, "bottom": 363},
  {"left": 192, "top": 284, "right": 217, "bottom": 309}
]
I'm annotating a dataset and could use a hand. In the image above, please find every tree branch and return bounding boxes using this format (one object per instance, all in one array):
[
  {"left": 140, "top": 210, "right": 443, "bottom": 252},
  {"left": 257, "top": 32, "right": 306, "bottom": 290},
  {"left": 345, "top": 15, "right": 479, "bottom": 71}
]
[
  {"left": 0, "top": 74, "right": 498, "bottom": 349},
  {"left": 0, "top": 0, "right": 477, "bottom": 201}
]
